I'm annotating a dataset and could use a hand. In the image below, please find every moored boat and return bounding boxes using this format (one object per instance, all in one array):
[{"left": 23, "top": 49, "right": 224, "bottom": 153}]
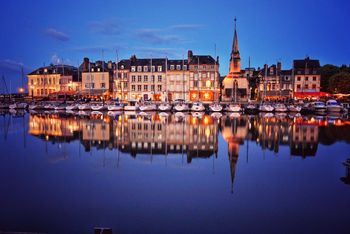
[
  {"left": 90, "top": 102, "right": 107, "bottom": 111},
  {"left": 78, "top": 103, "right": 91, "bottom": 110},
  {"left": 209, "top": 102, "right": 223, "bottom": 112},
  {"left": 326, "top": 99, "right": 342, "bottom": 113},
  {"left": 313, "top": 101, "right": 327, "bottom": 114},
  {"left": 274, "top": 103, "right": 287, "bottom": 112},
  {"left": 124, "top": 100, "right": 139, "bottom": 111},
  {"left": 9, "top": 102, "right": 28, "bottom": 109},
  {"left": 258, "top": 103, "right": 274, "bottom": 112},
  {"left": 158, "top": 102, "right": 172, "bottom": 111},
  {"left": 287, "top": 104, "right": 302, "bottom": 112},
  {"left": 107, "top": 102, "right": 124, "bottom": 111},
  {"left": 139, "top": 101, "right": 157, "bottom": 111},
  {"left": 173, "top": 99, "right": 189, "bottom": 112},
  {"left": 225, "top": 103, "right": 242, "bottom": 112},
  {"left": 191, "top": 102, "right": 205, "bottom": 112}
]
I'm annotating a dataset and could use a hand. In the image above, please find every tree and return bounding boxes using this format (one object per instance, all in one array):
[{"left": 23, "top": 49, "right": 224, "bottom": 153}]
[
  {"left": 320, "top": 64, "right": 339, "bottom": 92},
  {"left": 329, "top": 72, "right": 350, "bottom": 94}
]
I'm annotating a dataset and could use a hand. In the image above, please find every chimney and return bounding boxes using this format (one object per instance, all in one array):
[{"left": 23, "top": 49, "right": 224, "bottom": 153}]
[
  {"left": 277, "top": 62, "right": 282, "bottom": 71},
  {"left": 188, "top": 50, "right": 193, "bottom": 63},
  {"left": 216, "top": 56, "right": 219, "bottom": 64},
  {"left": 264, "top": 64, "right": 268, "bottom": 71},
  {"left": 83, "top": 57, "right": 89, "bottom": 72},
  {"left": 130, "top": 55, "right": 137, "bottom": 63},
  {"left": 107, "top": 61, "right": 112, "bottom": 70}
]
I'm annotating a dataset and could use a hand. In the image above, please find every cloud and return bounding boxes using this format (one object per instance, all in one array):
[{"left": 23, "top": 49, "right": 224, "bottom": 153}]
[
  {"left": 135, "top": 47, "right": 185, "bottom": 58},
  {"left": 88, "top": 19, "right": 120, "bottom": 35},
  {"left": 169, "top": 24, "right": 204, "bottom": 31},
  {"left": 71, "top": 44, "right": 127, "bottom": 54},
  {"left": 0, "top": 59, "right": 32, "bottom": 73},
  {"left": 51, "top": 54, "right": 62, "bottom": 65},
  {"left": 134, "top": 29, "right": 183, "bottom": 44},
  {"left": 45, "top": 28, "right": 70, "bottom": 41}
]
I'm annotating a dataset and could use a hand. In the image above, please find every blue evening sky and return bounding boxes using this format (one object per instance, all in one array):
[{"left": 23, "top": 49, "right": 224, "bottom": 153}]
[{"left": 0, "top": 0, "right": 349, "bottom": 92}]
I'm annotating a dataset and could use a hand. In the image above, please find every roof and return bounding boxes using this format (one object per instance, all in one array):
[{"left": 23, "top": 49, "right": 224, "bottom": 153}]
[
  {"left": 293, "top": 57, "right": 320, "bottom": 69},
  {"left": 28, "top": 64, "right": 77, "bottom": 76},
  {"left": 281, "top": 70, "right": 292, "bottom": 76},
  {"left": 189, "top": 55, "right": 216, "bottom": 65}
]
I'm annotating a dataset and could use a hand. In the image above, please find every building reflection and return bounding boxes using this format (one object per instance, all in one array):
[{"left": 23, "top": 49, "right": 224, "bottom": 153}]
[
  {"left": 340, "top": 159, "right": 350, "bottom": 185},
  {"left": 26, "top": 111, "right": 350, "bottom": 189}
]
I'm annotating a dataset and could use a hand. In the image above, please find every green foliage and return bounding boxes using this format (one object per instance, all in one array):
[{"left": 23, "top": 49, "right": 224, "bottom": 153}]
[
  {"left": 329, "top": 72, "right": 350, "bottom": 94},
  {"left": 320, "top": 64, "right": 339, "bottom": 92}
]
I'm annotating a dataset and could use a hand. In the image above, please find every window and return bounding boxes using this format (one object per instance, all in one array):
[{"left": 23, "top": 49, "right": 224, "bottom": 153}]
[
  {"left": 305, "top": 84, "right": 309, "bottom": 89},
  {"left": 170, "top": 65, "right": 175, "bottom": 70},
  {"left": 151, "top": 66, "right": 155, "bottom": 72},
  {"left": 297, "top": 71, "right": 301, "bottom": 74},
  {"left": 158, "top": 66, "right": 162, "bottom": 72},
  {"left": 123, "top": 73, "right": 127, "bottom": 78},
  {"left": 183, "top": 65, "right": 187, "bottom": 70},
  {"left": 132, "top": 75, "right": 136, "bottom": 82},
  {"left": 312, "top": 84, "right": 316, "bottom": 89},
  {"left": 137, "top": 85, "right": 142, "bottom": 91},
  {"left": 151, "top": 85, "right": 155, "bottom": 91},
  {"left": 124, "top": 82, "right": 127, "bottom": 88},
  {"left": 176, "top": 65, "right": 181, "bottom": 70},
  {"left": 143, "top": 66, "right": 148, "bottom": 72},
  {"left": 297, "top": 77, "right": 301, "bottom": 81},
  {"left": 194, "top": 81, "right": 198, "bottom": 87},
  {"left": 101, "top": 83, "right": 106, "bottom": 88},
  {"left": 313, "top": 76, "right": 317, "bottom": 81},
  {"left": 137, "top": 66, "right": 142, "bottom": 72},
  {"left": 305, "top": 76, "right": 309, "bottom": 81},
  {"left": 144, "top": 85, "right": 148, "bottom": 91},
  {"left": 131, "top": 85, "right": 136, "bottom": 91},
  {"left": 138, "top": 76, "right": 142, "bottom": 82},
  {"left": 297, "top": 84, "right": 301, "bottom": 89},
  {"left": 158, "top": 75, "right": 162, "bottom": 82},
  {"left": 131, "top": 66, "right": 136, "bottom": 72},
  {"left": 144, "top": 75, "right": 148, "bottom": 82},
  {"left": 121, "top": 65, "right": 124, "bottom": 69},
  {"left": 157, "top": 85, "right": 162, "bottom": 91},
  {"left": 151, "top": 75, "right": 155, "bottom": 82}
]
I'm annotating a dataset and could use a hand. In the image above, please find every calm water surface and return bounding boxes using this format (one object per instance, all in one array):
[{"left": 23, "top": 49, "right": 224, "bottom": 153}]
[{"left": 0, "top": 110, "right": 349, "bottom": 233}]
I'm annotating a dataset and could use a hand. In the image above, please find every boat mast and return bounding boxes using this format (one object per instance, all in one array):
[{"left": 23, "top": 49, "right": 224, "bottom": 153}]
[
  {"left": 165, "top": 56, "right": 168, "bottom": 102},
  {"left": 182, "top": 55, "right": 185, "bottom": 100},
  {"left": 214, "top": 44, "right": 217, "bottom": 103},
  {"left": 197, "top": 57, "right": 200, "bottom": 102}
]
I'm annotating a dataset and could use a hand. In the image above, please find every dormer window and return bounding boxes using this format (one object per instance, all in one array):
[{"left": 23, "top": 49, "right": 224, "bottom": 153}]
[
  {"left": 53, "top": 69, "right": 56, "bottom": 73},
  {"left": 131, "top": 66, "right": 136, "bottom": 72},
  {"left": 137, "top": 66, "right": 142, "bottom": 72},
  {"left": 97, "top": 68, "right": 100, "bottom": 72},
  {"left": 176, "top": 65, "right": 181, "bottom": 70},
  {"left": 151, "top": 66, "right": 155, "bottom": 72},
  {"left": 170, "top": 65, "right": 175, "bottom": 70},
  {"left": 158, "top": 66, "right": 162, "bottom": 72},
  {"left": 183, "top": 65, "right": 187, "bottom": 70},
  {"left": 144, "top": 66, "right": 148, "bottom": 72},
  {"left": 121, "top": 65, "right": 124, "bottom": 69},
  {"left": 44, "top": 68, "right": 48, "bottom": 73},
  {"left": 91, "top": 68, "right": 94, "bottom": 72}
]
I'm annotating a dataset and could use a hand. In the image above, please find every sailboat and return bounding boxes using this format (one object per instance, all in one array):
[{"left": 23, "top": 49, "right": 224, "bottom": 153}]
[
  {"left": 174, "top": 57, "right": 189, "bottom": 112},
  {"left": 209, "top": 53, "right": 223, "bottom": 112},
  {"left": 225, "top": 80, "right": 242, "bottom": 112},
  {"left": 191, "top": 57, "right": 205, "bottom": 112},
  {"left": 258, "top": 66, "right": 274, "bottom": 112}
]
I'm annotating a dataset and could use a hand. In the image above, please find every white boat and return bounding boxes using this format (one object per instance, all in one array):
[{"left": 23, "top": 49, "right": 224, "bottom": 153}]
[
  {"left": 174, "top": 112, "right": 186, "bottom": 122},
  {"left": 9, "top": 102, "right": 27, "bottom": 109},
  {"left": 65, "top": 103, "right": 79, "bottom": 111},
  {"left": 326, "top": 99, "right": 342, "bottom": 113},
  {"left": 55, "top": 103, "right": 67, "bottom": 110},
  {"left": 287, "top": 104, "right": 302, "bottom": 112},
  {"left": 124, "top": 100, "right": 139, "bottom": 111},
  {"left": 225, "top": 103, "right": 242, "bottom": 112},
  {"left": 173, "top": 99, "right": 189, "bottom": 112},
  {"left": 158, "top": 102, "right": 172, "bottom": 111},
  {"left": 340, "top": 103, "right": 349, "bottom": 113},
  {"left": 91, "top": 103, "right": 107, "bottom": 111},
  {"left": 313, "top": 101, "right": 327, "bottom": 113},
  {"left": 107, "top": 102, "right": 124, "bottom": 111},
  {"left": 44, "top": 103, "right": 56, "bottom": 110},
  {"left": 259, "top": 103, "right": 274, "bottom": 112},
  {"left": 245, "top": 103, "right": 257, "bottom": 113},
  {"left": 274, "top": 103, "right": 287, "bottom": 112},
  {"left": 191, "top": 102, "right": 205, "bottom": 112},
  {"left": 209, "top": 103, "right": 223, "bottom": 112},
  {"left": 78, "top": 103, "right": 91, "bottom": 110},
  {"left": 29, "top": 102, "right": 45, "bottom": 110},
  {"left": 139, "top": 101, "right": 157, "bottom": 111}
]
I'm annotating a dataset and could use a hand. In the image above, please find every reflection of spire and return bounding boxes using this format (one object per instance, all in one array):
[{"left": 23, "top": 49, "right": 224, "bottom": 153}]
[{"left": 228, "top": 141, "right": 239, "bottom": 194}]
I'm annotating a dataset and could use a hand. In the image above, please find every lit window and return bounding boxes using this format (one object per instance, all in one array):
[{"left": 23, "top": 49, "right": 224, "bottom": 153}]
[
  {"left": 170, "top": 65, "right": 175, "bottom": 70},
  {"left": 131, "top": 66, "right": 136, "bottom": 72},
  {"left": 137, "top": 66, "right": 142, "bottom": 72},
  {"left": 144, "top": 66, "right": 148, "bottom": 72}
]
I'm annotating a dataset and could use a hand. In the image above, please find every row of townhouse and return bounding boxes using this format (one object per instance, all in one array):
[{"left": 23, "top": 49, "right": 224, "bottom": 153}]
[{"left": 27, "top": 19, "right": 322, "bottom": 102}]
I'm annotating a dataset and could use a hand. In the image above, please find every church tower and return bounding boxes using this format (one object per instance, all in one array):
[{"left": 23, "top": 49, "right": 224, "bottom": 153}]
[
  {"left": 229, "top": 18, "right": 241, "bottom": 74},
  {"left": 222, "top": 18, "right": 249, "bottom": 102}
]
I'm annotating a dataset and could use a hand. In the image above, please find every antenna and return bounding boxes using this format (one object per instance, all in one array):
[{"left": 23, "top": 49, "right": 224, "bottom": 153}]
[{"left": 234, "top": 17, "right": 237, "bottom": 31}]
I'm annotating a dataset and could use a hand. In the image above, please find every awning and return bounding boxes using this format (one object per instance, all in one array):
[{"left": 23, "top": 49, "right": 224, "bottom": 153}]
[
  {"left": 77, "top": 89, "right": 109, "bottom": 95},
  {"left": 294, "top": 92, "right": 331, "bottom": 98}
]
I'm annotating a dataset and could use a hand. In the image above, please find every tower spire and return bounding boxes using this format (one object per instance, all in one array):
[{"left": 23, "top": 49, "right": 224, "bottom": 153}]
[{"left": 229, "top": 17, "right": 240, "bottom": 73}]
